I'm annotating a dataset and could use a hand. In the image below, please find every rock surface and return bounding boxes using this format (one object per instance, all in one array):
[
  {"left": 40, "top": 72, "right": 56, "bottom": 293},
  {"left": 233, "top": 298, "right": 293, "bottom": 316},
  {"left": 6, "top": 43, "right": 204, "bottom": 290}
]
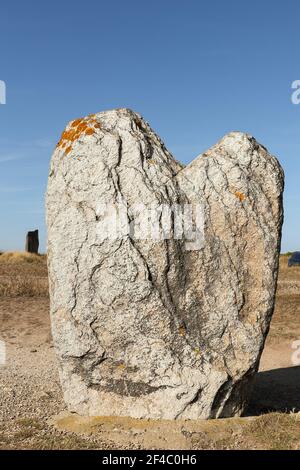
[{"left": 46, "top": 109, "right": 284, "bottom": 419}]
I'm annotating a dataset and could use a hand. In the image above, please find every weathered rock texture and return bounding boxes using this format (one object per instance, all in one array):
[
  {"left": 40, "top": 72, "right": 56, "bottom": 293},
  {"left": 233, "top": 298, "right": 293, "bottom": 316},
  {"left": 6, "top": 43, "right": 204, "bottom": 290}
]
[{"left": 46, "top": 109, "right": 284, "bottom": 419}]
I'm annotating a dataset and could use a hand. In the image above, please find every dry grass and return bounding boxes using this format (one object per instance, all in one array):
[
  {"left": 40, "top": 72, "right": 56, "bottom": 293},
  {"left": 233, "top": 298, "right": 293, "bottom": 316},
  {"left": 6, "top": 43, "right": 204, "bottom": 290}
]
[
  {"left": 267, "top": 255, "right": 300, "bottom": 342},
  {"left": 0, "top": 251, "right": 46, "bottom": 264},
  {"left": 0, "top": 418, "right": 102, "bottom": 450},
  {"left": 181, "top": 412, "right": 300, "bottom": 450},
  {"left": 241, "top": 412, "right": 300, "bottom": 450},
  {"left": 0, "top": 251, "right": 48, "bottom": 297},
  {"left": 0, "top": 277, "right": 49, "bottom": 297}
]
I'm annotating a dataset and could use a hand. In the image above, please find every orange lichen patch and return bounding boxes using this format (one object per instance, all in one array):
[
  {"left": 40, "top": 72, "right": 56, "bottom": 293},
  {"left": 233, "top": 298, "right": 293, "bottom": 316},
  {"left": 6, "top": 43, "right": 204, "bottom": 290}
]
[
  {"left": 71, "top": 118, "right": 83, "bottom": 127},
  {"left": 85, "top": 128, "right": 95, "bottom": 135},
  {"left": 77, "top": 123, "right": 88, "bottom": 131},
  {"left": 56, "top": 115, "right": 101, "bottom": 155},
  {"left": 234, "top": 191, "right": 246, "bottom": 202},
  {"left": 117, "top": 363, "right": 126, "bottom": 370}
]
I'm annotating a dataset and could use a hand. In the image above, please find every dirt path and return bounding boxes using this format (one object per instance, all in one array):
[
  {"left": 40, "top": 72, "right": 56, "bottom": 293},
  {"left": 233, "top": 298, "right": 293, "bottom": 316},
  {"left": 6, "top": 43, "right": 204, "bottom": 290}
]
[{"left": 0, "top": 298, "right": 63, "bottom": 427}]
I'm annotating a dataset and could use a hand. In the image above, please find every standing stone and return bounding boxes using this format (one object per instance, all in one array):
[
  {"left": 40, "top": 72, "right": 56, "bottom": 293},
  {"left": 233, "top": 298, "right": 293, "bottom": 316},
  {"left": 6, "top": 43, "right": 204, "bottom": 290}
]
[
  {"left": 46, "top": 109, "right": 284, "bottom": 419},
  {"left": 25, "top": 229, "right": 39, "bottom": 254}
]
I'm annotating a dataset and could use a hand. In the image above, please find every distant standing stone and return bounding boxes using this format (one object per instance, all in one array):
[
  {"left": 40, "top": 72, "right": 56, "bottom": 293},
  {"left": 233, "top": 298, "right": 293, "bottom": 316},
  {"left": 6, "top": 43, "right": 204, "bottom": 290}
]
[{"left": 25, "top": 230, "right": 39, "bottom": 254}]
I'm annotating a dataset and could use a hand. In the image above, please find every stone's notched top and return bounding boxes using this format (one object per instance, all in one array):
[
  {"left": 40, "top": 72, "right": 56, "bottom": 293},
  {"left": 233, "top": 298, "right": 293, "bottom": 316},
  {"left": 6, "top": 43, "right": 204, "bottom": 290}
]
[
  {"left": 46, "top": 108, "right": 284, "bottom": 420},
  {"left": 55, "top": 108, "right": 150, "bottom": 157}
]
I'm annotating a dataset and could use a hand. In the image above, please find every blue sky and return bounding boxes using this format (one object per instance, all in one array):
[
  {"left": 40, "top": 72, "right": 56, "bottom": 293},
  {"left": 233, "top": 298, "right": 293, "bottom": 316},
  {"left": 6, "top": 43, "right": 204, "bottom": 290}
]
[{"left": 0, "top": 0, "right": 299, "bottom": 252}]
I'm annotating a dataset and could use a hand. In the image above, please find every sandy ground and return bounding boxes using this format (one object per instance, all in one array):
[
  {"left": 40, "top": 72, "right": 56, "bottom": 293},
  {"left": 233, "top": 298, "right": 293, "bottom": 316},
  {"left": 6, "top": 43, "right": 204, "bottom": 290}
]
[{"left": 0, "top": 256, "right": 300, "bottom": 449}]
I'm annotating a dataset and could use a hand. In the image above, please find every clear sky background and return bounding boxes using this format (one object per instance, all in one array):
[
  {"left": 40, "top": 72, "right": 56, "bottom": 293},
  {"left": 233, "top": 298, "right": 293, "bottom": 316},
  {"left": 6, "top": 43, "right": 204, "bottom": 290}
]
[{"left": 0, "top": 0, "right": 299, "bottom": 252}]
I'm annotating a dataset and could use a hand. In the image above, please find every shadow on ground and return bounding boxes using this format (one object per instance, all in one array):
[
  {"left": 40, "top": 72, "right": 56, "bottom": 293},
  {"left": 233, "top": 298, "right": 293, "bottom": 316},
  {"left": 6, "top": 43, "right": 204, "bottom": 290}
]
[{"left": 245, "top": 366, "right": 300, "bottom": 416}]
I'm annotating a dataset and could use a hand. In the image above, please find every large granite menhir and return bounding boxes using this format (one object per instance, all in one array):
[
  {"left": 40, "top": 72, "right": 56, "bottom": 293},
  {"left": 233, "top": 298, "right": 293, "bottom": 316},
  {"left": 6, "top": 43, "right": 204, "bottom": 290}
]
[{"left": 46, "top": 109, "right": 284, "bottom": 419}]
